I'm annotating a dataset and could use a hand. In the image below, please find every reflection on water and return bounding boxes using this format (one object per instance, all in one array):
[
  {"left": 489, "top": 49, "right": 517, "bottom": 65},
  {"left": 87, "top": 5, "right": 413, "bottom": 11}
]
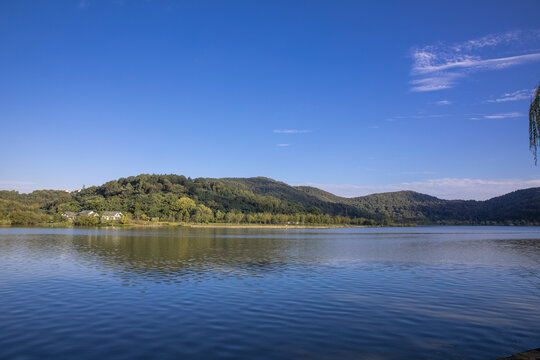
[{"left": 0, "top": 226, "right": 539, "bottom": 359}]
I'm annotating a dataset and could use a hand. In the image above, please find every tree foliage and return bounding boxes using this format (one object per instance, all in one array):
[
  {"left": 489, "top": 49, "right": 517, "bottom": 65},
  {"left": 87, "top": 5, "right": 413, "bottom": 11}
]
[{"left": 0, "top": 174, "right": 539, "bottom": 226}]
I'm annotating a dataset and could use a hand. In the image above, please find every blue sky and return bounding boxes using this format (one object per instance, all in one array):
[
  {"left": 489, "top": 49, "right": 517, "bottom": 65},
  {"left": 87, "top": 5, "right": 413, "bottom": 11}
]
[{"left": 1, "top": 0, "right": 539, "bottom": 200}]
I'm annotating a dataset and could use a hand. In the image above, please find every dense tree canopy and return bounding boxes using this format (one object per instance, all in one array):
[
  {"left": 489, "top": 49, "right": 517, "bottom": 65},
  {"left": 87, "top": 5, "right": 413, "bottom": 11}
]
[{"left": 0, "top": 174, "right": 539, "bottom": 226}]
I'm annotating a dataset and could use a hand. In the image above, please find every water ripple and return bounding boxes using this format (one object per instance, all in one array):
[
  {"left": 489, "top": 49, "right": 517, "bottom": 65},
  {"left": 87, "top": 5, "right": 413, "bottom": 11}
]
[{"left": 0, "top": 226, "right": 539, "bottom": 359}]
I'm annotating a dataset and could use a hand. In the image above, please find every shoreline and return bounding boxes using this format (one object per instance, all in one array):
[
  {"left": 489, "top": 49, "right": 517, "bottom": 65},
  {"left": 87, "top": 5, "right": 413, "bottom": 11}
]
[
  {"left": 186, "top": 223, "right": 361, "bottom": 229},
  {"left": 0, "top": 222, "right": 369, "bottom": 229},
  {"left": 3, "top": 221, "right": 538, "bottom": 229}
]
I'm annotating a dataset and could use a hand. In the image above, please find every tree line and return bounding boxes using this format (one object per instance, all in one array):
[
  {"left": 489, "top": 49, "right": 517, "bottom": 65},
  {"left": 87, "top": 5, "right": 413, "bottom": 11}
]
[
  {"left": 1, "top": 174, "right": 539, "bottom": 226},
  {"left": 0, "top": 175, "right": 381, "bottom": 226}
]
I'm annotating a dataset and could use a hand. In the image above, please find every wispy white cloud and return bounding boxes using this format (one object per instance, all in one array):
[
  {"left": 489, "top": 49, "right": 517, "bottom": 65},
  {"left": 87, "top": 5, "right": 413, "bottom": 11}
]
[
  {"left": 410, "top": 73, "right": 463, "bottom": 92},
  {"left": 483, "top": 112, "right": 523, "bottom": 119},
  {"left": 298, "top": 178, "right": 540, "bottom": 201},
  {"left": 396, "top": 114, "right": 448, "bottom": 119},
  {"left": 276, "top": 143, "right": 290, "bottom": 147},
  {"left": 487, "top": 89, "right": 535, "bottom": 103},
  {"left": 273, "top": 129, "right": 311, "bottom": 134},
  {"left": 469, "top": 112, "right": 523, "bottom": 120},
  {"left": 410, "top": 30, "right": 540, "bottom": 92},
  {"left": 413, "top": 53, "right": 540, "bottom": 74},
  {"left": 453, "top": 31, "right": 523, "bottom": 51},
  {"left": 433, "top": 100, "right": 452, "bottom": 105},
  {"left": 385, "top": 114, "right": 448, "bottom": 122}
]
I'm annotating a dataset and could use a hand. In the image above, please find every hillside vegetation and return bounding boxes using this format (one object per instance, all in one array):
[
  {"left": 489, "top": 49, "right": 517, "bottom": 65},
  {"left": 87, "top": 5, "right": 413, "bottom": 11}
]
[{"left": 0, "top": 174, "right": 539, "bottom": 226}]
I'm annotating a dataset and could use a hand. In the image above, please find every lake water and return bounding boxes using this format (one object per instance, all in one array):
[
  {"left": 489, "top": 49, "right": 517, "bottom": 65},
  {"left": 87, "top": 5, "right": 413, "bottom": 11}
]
[{"left": 0, "top": 226, "right": 539, "bottom": 359}]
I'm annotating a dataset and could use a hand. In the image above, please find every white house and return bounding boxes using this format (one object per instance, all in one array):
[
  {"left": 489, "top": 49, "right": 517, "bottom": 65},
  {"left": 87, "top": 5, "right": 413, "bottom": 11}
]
[
  {"left": 76, "top": 210, "right": 99, "bottom": 217},
  {"left": 101, "top": 211, "right": 124, "bottom": 221}
]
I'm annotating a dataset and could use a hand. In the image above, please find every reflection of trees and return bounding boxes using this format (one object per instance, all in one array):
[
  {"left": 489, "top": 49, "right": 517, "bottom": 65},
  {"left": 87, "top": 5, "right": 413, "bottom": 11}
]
[
  {"left": 498, "top": 238, "right": 540, "bottom": 264},
  {"left": 7, "top": 228, "right": 540, "bottom": 285},
  {"left": 497, "top": 238, "right": 540, "bottom": 292},
  {"left": 65, "top": 228, "right": 319, "bottom": 282}
]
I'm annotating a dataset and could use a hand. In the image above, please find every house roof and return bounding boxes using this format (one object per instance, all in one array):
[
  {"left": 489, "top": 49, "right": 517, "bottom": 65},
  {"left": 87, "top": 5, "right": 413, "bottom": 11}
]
[
  {"left": 77, "top": 210, "right": 97, "bottom": 216},
  {"left": 102, "top": 211, "right": 123, "bottom": 216}
]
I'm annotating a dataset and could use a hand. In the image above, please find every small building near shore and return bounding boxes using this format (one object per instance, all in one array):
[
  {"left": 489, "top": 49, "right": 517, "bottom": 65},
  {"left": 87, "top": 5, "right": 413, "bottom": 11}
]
[
  {"left": 76, "top": 210, "right": 99, "bottom": 217},
  {"left": 101, "top": 211, "right": 124, "bottom": 221},
  {"left": 61, "top": 212, "right": 76, "bottom": 220}
]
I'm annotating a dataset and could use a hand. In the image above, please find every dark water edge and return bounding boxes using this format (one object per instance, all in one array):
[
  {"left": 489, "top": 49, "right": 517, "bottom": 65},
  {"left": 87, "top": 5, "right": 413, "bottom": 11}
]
[{"left": 0, "top": 226, "right": 539, "bottom": 359}]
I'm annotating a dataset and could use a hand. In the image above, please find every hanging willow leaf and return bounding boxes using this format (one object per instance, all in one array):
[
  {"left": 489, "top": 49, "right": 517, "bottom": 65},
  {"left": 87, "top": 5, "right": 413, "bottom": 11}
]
[{"left": 530, "top": 84, "right": 540, "bottom": 165}]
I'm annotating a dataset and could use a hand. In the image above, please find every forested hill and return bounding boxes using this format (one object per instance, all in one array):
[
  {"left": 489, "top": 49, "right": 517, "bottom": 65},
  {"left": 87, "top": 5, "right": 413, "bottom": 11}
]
[
  {"left": 219, "top": 177, "right": 367, "bottom": 218},
  {"left": 0, "top": 174, "right": 539, "bottom": 225},
  {"left": 220, "top": 177, "right": 540, "bottom": 224}
]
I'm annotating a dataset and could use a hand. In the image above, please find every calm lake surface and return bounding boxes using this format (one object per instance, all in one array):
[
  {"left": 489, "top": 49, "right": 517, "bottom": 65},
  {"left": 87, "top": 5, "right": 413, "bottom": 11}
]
[{"left": 0, "top": 226, "right": 539, "bottom": 359}]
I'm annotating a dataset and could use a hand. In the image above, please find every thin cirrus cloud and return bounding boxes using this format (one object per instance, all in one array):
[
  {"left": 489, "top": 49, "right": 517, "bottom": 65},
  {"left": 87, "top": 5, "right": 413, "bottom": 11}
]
[
  {"left": 410, "top": 30, "right": 540, "bottom": 92},
  {"left": 273, "top": 129, "right": 310, "bottom": 148},
  {"left": 434, "top": 100, "right": 452, "bottom": 105},
  {"left": 483, "top": 112, "right": 523, "bottom": 119},
  {"left": 469, "top": 112, "right": 523, "bottom": 120},
  {"left": 298, "top": 178, "right": 540, "bottom": 201},
  {"left": 273, "top": 129, "right": 311, "bottom": 134},
  {"left": 487, "top": 89, "right": 535, "bottom": 102},
  {"left": 385, "top": 114, "right": 448, "bottom": 122}
]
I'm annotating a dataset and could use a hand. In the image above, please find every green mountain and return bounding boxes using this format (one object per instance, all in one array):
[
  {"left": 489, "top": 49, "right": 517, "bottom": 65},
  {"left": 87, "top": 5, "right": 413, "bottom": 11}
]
[
  {"left": 219, "top": 177, "right": 368, "bottom": 218},
  {"left": 343, "top": 188, "right": 540, "bottom": 224},
  {"left": 482, "top": 187, "right": 540, "bottom": 222},
  {"left": 0, "top": 174, "right": 539, "bottom": 225},
  {"left": 218, "top": 177, "right": 540, "bottom": 224}
]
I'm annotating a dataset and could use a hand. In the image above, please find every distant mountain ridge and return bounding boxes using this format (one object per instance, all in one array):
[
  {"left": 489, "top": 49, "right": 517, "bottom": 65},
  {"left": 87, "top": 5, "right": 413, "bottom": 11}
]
[
  {"left": 1, "top": 174, "right": 539, "bottom": 225},
  {"left": 219, "top": 176, "right": 540, "bottom": 224}
]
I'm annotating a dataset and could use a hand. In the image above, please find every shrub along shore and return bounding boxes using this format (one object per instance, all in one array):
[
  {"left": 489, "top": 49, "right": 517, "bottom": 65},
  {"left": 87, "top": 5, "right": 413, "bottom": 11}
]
[{"left": 0, "top": 213, "right": 387, "bottom": 228}]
